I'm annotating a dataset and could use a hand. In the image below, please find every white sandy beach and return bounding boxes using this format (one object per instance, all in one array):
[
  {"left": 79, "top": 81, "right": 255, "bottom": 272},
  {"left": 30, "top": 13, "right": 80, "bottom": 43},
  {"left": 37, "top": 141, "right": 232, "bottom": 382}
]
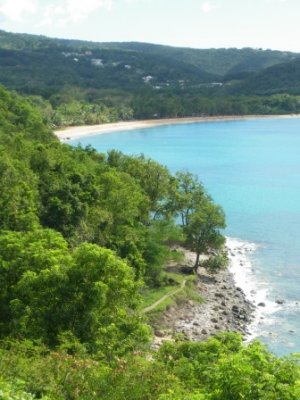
[{"left": 54, "top": 114, "right": 300, "bottom": 141}]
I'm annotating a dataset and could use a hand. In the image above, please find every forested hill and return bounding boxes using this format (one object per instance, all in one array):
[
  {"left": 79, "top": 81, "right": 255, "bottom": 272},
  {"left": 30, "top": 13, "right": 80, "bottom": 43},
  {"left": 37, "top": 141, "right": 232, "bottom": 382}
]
[
  {"left": 228, "top": 57, "right": 300, "bottom": 95},
  {"left": 1, "top": 29, "right": 300, "bottom": 125},
  {"left": 0, "top": 29, "right": 297, "bottom": 76}
]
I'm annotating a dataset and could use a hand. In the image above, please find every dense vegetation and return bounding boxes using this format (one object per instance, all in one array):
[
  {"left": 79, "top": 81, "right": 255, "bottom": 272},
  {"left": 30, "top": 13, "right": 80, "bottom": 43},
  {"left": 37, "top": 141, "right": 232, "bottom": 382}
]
[
  {"left": 229, "top": 57, "right": 300, "bottom": 95},
  {"left": 1, "top": 30, "right": 300, "bottom": 127},
  {"left": 1, "top": 30, "right": 296, "bottom": 76},
  {"left": 1, "top": 82, "right": 300, "bottom": 399}
]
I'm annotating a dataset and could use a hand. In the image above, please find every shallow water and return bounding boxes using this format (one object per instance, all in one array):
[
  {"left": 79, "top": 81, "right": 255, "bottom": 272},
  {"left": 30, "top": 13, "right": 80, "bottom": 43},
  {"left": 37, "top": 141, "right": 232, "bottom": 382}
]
[{"left": 70, "top": 117, "right": 300, "bottom": 356}]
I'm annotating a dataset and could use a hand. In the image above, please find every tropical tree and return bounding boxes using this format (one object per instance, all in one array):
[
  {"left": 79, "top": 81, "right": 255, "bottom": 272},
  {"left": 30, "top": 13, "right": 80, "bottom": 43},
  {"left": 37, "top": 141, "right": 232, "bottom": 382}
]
[
  {"left": 184, "top": 200, "right": 226, "bottom": 272},
  {"left": 171, "top": 171, "right": 205, "bottom": 226},
  {"left": 170, "top": 172, "right": 226, "bottom": 272}
]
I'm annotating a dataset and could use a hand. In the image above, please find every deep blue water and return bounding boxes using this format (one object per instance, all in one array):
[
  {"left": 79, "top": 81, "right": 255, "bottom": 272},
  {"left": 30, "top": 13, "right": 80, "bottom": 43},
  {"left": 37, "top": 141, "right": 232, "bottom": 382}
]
[{"left": 70, "top": 118, "right": 300, "bottom": 355}]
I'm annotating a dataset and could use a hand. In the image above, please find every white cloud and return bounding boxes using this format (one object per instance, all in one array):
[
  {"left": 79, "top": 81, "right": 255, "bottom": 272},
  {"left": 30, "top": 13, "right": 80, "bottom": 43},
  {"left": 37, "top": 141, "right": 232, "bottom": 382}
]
[
  {"left": 1, "top": 0, "right": 137, "bottom": 27},
  {"left": 0, "top": 0, "right": 37, "bottom": 21},
  {"left": 201, "top": 1, "right": 215, "bottom": 13},
  {"left": 40, "top": 0, "right": 113, "bottom": 26},
  {"left": 64, "top": 0, "right": 113, "bottom": 23}
]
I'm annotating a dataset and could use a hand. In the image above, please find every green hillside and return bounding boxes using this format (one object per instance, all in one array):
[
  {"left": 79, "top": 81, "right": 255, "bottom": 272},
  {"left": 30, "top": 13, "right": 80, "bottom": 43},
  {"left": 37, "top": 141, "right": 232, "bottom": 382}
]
[
  {"left": 1, "top": 29, "right": 300, "bottom": 126},
  {"left": 1, "top": 29, "right": 297, "bottom": 77},
  {"left": 228, "top": 57, "right": 300, "bottom": 95},
  {"left": 110, "top": 42, "right": 298, "bottom": 77}
]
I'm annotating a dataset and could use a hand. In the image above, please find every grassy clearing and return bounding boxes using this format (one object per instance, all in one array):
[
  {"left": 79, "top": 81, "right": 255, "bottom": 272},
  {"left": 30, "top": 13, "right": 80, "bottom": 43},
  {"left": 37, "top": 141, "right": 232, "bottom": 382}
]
[
  {"left": 139, "top": 284, "right": 176, "bottom": 311},
  {"left": 140, "top": 272, "right": 202, "bottom": 317},
  {"left": 139, "top": 272, "right": 185, "bottom": 310},
  {"left": 180, "top": 276, "right": 203, "bottom": 304}
]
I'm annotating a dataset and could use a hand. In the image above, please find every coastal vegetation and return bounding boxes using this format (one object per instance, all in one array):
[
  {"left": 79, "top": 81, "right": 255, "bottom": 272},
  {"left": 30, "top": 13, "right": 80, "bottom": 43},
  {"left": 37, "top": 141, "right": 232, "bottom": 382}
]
[
  {"left": 0, "top": 30, "right": 300, "bottom": 129},
  {"left": 1, "top": 81, "right": 300, "bottom": 398}
]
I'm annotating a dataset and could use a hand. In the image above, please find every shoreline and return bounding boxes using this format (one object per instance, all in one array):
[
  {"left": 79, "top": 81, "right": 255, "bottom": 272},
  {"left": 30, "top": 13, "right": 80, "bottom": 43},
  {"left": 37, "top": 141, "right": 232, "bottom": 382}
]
[
  {"left": 153, "top": 237, "right": 293, "bottom": 348},
  {"left": 152, "top": 241, "right": 257, "bottom": 348},
  {"left": 54, "top": 114, "right": 300, "bottom": 141}
]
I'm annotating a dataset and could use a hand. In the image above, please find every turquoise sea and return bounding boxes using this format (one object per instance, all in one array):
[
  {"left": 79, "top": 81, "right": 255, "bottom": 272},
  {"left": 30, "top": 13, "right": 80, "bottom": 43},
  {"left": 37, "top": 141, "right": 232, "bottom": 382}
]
[{"left": 70, "top": 117, "right": 300, "bottom": 356}]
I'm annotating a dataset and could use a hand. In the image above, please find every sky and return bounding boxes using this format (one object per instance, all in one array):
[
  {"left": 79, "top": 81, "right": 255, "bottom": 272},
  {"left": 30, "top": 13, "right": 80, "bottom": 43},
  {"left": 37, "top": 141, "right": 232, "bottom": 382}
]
[{"left": 0, "top": 0, "right": 299, "bottom": 52}]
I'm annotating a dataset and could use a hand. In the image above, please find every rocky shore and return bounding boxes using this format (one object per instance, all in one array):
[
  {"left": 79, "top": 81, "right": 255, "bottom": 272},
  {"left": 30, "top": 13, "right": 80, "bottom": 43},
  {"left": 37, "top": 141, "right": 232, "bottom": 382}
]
[{"left": 152, "top": 242, "right": 256, "bottom": 347}]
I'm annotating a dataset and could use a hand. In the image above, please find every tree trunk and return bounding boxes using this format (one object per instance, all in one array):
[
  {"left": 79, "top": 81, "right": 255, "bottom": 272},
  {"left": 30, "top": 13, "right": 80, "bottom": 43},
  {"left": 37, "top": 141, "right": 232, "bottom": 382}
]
[{"left": 193, "top": 251, "right": 200, "bottom": 274}]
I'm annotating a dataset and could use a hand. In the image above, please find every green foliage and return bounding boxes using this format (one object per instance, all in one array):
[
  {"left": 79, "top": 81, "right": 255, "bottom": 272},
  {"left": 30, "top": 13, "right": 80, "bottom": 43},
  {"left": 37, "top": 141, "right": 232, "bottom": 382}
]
[
  {"left": 171, "top": 171, "right": 206, "bottom": 226},
  {"left": 0, "top": 85, "right": 184, "bottom": 287},
  {"left": 0, "top": 85, "right": 53, "bottom": 142},
  {"left": 156, "top": 333, "right": 300, "bottom": 399},
  {"left": 107, "top": 151, "right": 174, "bottom": 215},
  {"left": 103, "top": 355, "right": 184, "bottom": 400},
  {"left": 1, "top": 333, "right": 300, "bottom": 399},
  {"left": 30, "top": 97, "right": 134, "bottom": 128},
  {"left": 142, "top": 220, "right": 182, "bottom": 285},
  {"left": 69, "top": 243, "right": 151, "bottom": 358},
  {"left": 229, "top": 58, "right": 300, "bottom": 95},
  {"left": 201, "top": 251, "right": 229, "bottom": 273},
  {"left": 171, "top": 172, "right": 226, "bottom": 270},
  {"left": 0, "top": 379, "right": 39, "bottom": 400},
  {"left": 0, "top": 158, "right": 40, "bottom": 231},
  {"left": 0, "top": 230, "right": 150, "bottom": 358},
  {"left": 0, "top": 340, "right": 111, "bottom": 399}
]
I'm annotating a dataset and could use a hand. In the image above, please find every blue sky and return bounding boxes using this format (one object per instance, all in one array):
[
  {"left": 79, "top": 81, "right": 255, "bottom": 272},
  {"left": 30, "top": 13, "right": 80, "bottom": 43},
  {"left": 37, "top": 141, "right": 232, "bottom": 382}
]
[{"left": 0, "top": 0, "right": 299, "bottom": 51}]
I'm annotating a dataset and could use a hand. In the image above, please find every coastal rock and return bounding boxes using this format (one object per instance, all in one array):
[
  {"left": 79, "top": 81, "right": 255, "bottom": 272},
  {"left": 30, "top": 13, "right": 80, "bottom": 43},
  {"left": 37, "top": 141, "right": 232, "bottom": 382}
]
[
  {"left": 258, "top": 302, "right": 266, "bottom": 307},
  {"left": 180, "top": 266, "right": 194, "bottom": 275},
  {"left": 232, "top": 305, "right": 240, "bottom": 313},
  {"left": 275, "top": 299, "right": 285, "bottom": 305},
  {"left": 152, "top": 245, "right": 255, "bottom": 347},
  {"left": 215, "top": 292, "right": 224, "bottom": 298}
]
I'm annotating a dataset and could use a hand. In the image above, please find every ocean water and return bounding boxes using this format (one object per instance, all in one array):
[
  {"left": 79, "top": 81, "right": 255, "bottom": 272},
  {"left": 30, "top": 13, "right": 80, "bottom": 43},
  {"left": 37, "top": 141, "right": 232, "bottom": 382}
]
[{"left": 69, "top": 117, "right": 300, "bottom": 356}]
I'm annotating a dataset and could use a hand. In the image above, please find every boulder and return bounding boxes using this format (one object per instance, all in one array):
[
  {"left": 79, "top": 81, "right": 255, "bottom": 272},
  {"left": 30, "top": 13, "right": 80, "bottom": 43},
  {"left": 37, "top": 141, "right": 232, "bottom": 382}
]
[{"left": 232, "top": 305, "right": 240, "bottom": 313}]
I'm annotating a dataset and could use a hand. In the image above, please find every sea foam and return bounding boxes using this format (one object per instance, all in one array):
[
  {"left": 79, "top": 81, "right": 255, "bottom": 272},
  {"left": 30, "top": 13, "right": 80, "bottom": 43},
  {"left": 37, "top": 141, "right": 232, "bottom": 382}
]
[{"left": 226, "top": 237, "right": 282, "bottom": 341}]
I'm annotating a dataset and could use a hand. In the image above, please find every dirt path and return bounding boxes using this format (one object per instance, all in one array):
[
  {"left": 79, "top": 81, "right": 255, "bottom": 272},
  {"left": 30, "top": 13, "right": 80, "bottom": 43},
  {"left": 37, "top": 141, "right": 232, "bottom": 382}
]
[{"left": 142, "top": 279, "right": 187, "bottom": 314}]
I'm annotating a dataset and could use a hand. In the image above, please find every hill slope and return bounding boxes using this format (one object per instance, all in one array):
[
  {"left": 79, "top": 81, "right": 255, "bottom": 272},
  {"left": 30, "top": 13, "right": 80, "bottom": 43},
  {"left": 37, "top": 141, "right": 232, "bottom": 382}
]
[
  {"left": 1, "top": 30, "right": 300, "bottom": 124},
  {"left": 0, "top": 29, "right": 298, "bottom": 96},
  {"left": 228, "top": 57, "right": 300, "bottom": 95}
]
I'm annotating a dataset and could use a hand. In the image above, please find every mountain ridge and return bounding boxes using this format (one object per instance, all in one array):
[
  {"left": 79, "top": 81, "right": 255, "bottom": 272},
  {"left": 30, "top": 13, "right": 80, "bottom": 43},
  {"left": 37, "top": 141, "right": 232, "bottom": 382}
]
[{"left": 1, "top": 29, "right": 300, "bottom": 124}]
